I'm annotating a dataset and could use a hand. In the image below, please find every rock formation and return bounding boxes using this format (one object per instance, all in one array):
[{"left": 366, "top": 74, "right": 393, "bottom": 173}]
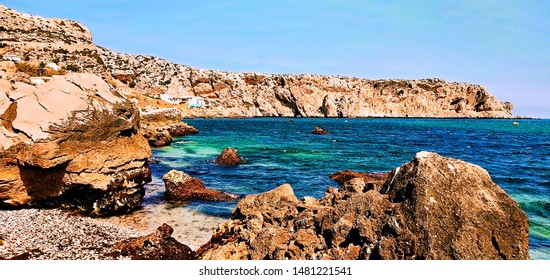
[
  {"left": 215, "top": 147, "right": 245, "bottom": 166},
  {"left": 312, "top": 126, "right": 330, "bottom": 135},
  {"left": 162, "top": 169, "right": 239, "bottom": 202},
  {"left": 140, "top": 108, "right": 198, "bottom": 147},
  {"left": 197, "top": 152, "right": 529, "bottom": 260},
  {"left": 110, "top": 223, "right": 195, "bottom": 260},
  {"left": 0, "top": 73, "right": 151, "bottom": 216},
  {"left": 0, "top": 4, "right": 515, "bottom": 119}
]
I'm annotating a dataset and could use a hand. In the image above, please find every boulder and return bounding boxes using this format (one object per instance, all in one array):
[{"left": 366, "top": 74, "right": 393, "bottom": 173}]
[
  {"left": 312, "top": 126, "right": 330, "bottom": 134},
  {"left": 0, "top": 73, "right": 151, "bottom": 216},
  {"left": 197, "top": 152, "right": 529, "bottom": 260},
  {"left": 162, "top": 169, "right": 239, "bottom": 201},
  {"left": 142, "top": 129, "right": 172, "bottom": 147},
  {"left": 139, "top": 108, "right": 199, "bottom": 147},
  {"left": 109, "top": 224, "right": 195, "bottom": 260},
  {"left": 378, "top": 151, "right": 529, "bottom": 259},
  {"left": 215, "top": 147, "right": 245, "bottom": 166}
]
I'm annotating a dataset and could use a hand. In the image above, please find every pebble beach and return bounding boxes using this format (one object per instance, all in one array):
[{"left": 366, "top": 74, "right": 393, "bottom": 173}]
[{"left": 0, "top": 209, "right": 144, "bottom": 260}]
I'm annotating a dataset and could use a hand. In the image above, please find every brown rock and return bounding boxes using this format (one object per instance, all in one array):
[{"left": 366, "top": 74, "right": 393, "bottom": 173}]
[
  {"left": 142, "top": 129, "right": 172, "bottom": 147},
  {"left": 162, "top": 169, "right": 239, "bottom": 202},
  {"left": 110, "top": 224, "right": 195, "bottom": 260},
  {"left": 379, "top": 151, "right": 529, "bottom": 259},
  {"left": 0, "top": 73, "right": 151, "bottom": 216},
  {"left": 330, "top": 170, "right": 390, "bottom": 191},
  {"left": 197, "top": 152, "right": 529, "bottom": 260},
  {"left": 312, "top": 126, "right": 330, "bottom": 134},
  {"left": 215, "top": 147, "right": 245, "bottom": 166},
  {"left": 139, "top": 108, "right": 198, "bottom": 147}
]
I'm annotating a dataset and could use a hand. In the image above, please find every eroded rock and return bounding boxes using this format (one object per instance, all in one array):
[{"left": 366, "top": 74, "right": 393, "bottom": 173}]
[
  {"left": 140, "top": 108, "right": 198, "bottom": 147},
  {"left": 109, "top": 224, "right": 195, "bottom": 260},
  {"left": 215, "top": 147, "right": 245, "bottom": 166},
  {"left": 0, "top": 73, "right": 152, "bottom": 216},
  {"left": 162, "top": 169, "right": 239, "bottom": 201},
  {"left": 197, "top": 152, "right": 529, "bottom": 260}
]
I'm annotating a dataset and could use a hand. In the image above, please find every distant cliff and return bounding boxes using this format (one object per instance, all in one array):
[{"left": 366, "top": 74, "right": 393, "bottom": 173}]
[{"left": 0, "top": 5, "right": 514, "bottom": 118}]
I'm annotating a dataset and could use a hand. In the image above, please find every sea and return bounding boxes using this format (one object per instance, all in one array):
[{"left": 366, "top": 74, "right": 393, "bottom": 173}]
[{"left": 115, "top": 118, "right": 550, "bottom": 259}]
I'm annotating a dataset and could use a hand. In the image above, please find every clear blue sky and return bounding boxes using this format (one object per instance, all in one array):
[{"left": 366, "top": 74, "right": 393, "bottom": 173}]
[{"left": 3, "top": 0, "right": 549, "bottom": 118}]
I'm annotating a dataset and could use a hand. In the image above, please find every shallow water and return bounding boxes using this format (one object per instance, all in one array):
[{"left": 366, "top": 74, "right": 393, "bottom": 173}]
[{"left": 148, "top": 118, "right": 549, "bottom": 259}]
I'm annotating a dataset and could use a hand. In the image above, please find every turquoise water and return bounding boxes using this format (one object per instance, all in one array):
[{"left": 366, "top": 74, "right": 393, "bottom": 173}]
[{"left": 150, "top": 118, "right": 550, "bottom": 259}]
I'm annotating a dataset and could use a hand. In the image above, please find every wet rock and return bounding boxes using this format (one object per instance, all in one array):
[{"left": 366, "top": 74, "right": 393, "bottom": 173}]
[
  {"left": 197, "top": 152, "right": 529, "bottom": 260},
  {"left": 215, "top": 147, "right": 245, "bottom": 166},
  {"left": 110, "top": 224, "right": 195, "bottom": 260},
  {"left": 162, "top": 169, "right": 239, "bottom": 202},
  {"left": 0, "top": 73, "right": 151, "bottom": 216},
  {"left": 312, "top": 126, "right": 330, "bottom": 135}
]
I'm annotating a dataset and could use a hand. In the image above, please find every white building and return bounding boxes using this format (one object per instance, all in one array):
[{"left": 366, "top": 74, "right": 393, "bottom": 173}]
[
  {"left": 2, "top": 54, "right": 22, "bottom": 62},
  {"left": 159, "top": 94, "right": 206, "bottom": 108},
  {"left": 188, "top": 96, "right": 205, "bottom": 108},
  {"left": 160, "top": 93, "right": 189, "bottom": 105},
  {"left": 46, "top": 62, "right": 60, "bottom": 71}
]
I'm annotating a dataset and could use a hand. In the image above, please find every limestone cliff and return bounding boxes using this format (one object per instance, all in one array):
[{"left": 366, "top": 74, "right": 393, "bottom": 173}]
[{"left": 0, "top": 5, "right": 514, "bottom": 118}]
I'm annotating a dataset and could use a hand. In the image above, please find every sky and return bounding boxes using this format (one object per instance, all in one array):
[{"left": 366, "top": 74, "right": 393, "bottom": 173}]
[{"left": 3, "top": 0, "right": 549, "bottom": 118}]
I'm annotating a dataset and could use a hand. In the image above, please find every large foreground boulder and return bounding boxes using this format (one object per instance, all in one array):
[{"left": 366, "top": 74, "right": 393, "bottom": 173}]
[
  {"left": 110, "top": 224, "right": 195, "bottom": 260},
  {"left": 0, "top": 73, "right": 152, "bottom": 216},
  {"left": 162, "top": 169, "right": 239, "bottom": 201},
  {"left": 197, "top": 152, "right": 529, "bottom": 260}
]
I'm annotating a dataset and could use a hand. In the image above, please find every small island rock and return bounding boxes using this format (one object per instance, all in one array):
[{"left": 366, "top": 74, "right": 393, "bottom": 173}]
[
  {"left": 215, "top": 147, "right": 245, "bottom": 166},
  {"left": 312, "top": 126, "right": 330, "bottom": 134}
]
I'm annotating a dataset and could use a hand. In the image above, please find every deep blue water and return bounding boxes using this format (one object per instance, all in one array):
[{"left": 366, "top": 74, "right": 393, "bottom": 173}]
[{"left": 150, "top": 118, "right": 550, "bottom": 259}]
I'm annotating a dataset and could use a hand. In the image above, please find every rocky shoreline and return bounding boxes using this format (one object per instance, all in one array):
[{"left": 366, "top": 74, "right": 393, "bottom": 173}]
[{"left": 0, "top": 152, "right": 530, "bottom": 260}]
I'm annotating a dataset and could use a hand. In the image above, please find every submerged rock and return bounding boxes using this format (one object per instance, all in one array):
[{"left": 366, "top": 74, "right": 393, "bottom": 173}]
[
  {"left": 312, "top": 126, "right": 330, "bottom": 135},
  {"left": 215, "top": 147, "right": 245, "bottom": 166},
  {"left": 197, "top": 152, "right": 529, "bottom": 260},
  {"left": 110, "top": 224, "right": 195, "bottom": 260},
  {"left": 162, "top": 169, "right": 239, "bottom": 202},
  {"left": 0, "top": 73, "right": 151, "bottom": 216}
]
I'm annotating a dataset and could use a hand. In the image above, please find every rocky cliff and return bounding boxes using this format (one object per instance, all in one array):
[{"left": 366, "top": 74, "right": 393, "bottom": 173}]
[
  {"left": 0, "top": 4, "right": 514, "bottom": 118},
  {"left": 0, "top": 73, "right": 151, "bottom": 216}
]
